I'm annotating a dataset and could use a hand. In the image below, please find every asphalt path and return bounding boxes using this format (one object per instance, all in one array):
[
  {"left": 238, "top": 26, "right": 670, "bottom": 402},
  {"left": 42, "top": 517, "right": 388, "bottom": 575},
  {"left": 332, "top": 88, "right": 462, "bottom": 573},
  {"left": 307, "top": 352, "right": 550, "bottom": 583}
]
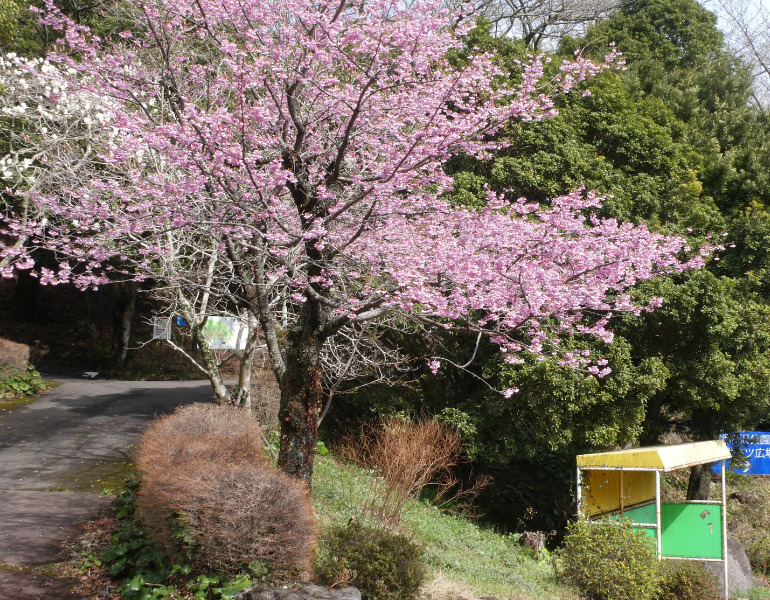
[{"left": 0, "top": 376, "right": 217, "bottom": 599}]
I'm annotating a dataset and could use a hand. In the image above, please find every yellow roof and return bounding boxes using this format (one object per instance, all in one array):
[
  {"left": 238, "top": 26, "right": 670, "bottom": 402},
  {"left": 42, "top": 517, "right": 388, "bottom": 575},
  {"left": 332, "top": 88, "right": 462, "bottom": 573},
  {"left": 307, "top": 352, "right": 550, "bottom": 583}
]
[{"left": 577, "top": 440, "right": 731, "bottom": 471}]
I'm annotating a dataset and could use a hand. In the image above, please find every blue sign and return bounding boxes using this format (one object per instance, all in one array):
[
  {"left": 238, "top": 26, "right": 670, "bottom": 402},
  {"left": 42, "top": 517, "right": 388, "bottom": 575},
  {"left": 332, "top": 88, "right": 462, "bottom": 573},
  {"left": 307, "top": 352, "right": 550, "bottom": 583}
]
[
  {"left": 174, "top": 316, "right": 189, "bottom": 327},
  {"left": 717, "top": 432, "right": 770, "bottom": 475}
]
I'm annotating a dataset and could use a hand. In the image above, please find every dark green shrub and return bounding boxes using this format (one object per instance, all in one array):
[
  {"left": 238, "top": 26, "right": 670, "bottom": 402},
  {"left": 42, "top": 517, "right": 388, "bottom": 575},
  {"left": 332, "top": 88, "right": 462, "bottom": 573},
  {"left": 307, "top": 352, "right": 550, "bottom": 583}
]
[
  {"left": 656, "top": 560, "right": 719, "bottom": 600},
  {"left": 315, "top": 522, "right": 426, "bottom": 600},
  {"left": 0, "top": 364, "right": 46, "bottom": 399},
  {"left": 557, "top": 520, "right": 661, "bottom": 600}
]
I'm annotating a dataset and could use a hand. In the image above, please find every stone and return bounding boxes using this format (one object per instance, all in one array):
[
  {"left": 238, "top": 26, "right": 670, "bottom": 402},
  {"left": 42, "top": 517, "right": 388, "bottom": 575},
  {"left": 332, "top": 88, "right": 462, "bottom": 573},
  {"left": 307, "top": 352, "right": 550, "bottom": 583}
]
[
  {"left": 702, "top": 535, "right": 754, "bottom": 598},
  {"left": 235, "top": 584, "right": 361, "bottom": 600},
  {"left": 520, "top": 531, "right": 545, "bottom": 559},
  {"left": 729, "top": 490, "right": 765, "bottom": 505}
]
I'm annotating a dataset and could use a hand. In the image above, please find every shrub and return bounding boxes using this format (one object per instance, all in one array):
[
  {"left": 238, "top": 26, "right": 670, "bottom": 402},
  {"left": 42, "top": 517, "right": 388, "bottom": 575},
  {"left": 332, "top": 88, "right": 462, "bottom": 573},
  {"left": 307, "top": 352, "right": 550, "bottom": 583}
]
[
  {"left": 342, "top": 416, "right": 485, "bottom": 524},
  {"left": 315, "top": 521, "right": 426, "bottom": 600},
  {"left": 656, "top": 560, "right": 719, "bottom": 600},
  {"left": 135, "top": 403, "right": 318, "bottom": 579},
  {"left": 557, "top": 520, "right": 661, "bottom": 600},
  {"left": 0, "top": 363, "right": 46, "bottom": 399}
]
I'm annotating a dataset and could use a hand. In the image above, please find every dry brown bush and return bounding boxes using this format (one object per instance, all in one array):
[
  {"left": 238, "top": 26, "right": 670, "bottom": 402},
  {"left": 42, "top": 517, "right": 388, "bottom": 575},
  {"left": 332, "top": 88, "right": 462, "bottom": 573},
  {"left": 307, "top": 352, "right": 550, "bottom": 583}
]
[
  {"left": 0, "top": 337, "right": 30, "bottom": 372},
  {"left": 342, "top": 416, "right": 487, "bottom": 525},
  {"left": 135, "top": 403, "right": 317, "bottom": 579}
]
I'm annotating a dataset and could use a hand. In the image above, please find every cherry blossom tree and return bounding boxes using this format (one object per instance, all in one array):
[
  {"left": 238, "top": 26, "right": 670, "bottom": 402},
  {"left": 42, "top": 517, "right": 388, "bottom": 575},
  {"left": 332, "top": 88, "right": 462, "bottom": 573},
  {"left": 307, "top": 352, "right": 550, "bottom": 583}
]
[{"left": 0, "top": 0, "right": 707, "bottom": 483}]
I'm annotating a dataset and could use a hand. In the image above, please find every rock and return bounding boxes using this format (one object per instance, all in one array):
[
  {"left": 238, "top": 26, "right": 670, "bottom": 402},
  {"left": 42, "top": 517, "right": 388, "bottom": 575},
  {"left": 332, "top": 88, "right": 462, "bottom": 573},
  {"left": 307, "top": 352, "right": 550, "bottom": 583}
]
[
  {"left": 729, "top": 491, "right": 764, "bottom": 505},
  {"left": 520, "top": 531, "right": 545, "bottom": 558},
  {"left": 702, "top": 535, "right": 754, "bottom": 598},
  {"left": 235, "top": 584, "right": 361, "bottom": 600}
]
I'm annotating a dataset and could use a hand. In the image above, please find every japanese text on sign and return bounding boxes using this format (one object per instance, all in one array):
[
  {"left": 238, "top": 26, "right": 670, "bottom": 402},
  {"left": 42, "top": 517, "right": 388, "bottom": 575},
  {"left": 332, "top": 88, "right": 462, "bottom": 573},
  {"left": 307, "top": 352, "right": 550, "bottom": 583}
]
[{"left": 718, "top": 432, "right": 770, "bottom": 475}]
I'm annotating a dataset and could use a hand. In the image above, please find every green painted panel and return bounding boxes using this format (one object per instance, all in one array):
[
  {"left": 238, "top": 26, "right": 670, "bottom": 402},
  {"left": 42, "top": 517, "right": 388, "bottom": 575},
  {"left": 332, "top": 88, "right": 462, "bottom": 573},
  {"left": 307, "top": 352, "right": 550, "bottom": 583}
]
[
  {"left": 660, "top": 503, "right": 723, "bottom": 559},
  {"left": 608, "top": 503, "right": 657, "bottom": 525},
  {"left": 635, "top": 526, "right": 657, "bottom": 542}
]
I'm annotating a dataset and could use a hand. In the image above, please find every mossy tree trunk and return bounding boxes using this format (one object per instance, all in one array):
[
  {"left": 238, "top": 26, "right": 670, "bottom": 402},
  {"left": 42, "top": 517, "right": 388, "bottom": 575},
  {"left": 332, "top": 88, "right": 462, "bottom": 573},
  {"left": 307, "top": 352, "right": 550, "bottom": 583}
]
[
  {"left": 686, "top": 462, "right": 713, "bottom": 500},
  {"left": 277, "top": 328, "right": 324, "bottom": 486}
]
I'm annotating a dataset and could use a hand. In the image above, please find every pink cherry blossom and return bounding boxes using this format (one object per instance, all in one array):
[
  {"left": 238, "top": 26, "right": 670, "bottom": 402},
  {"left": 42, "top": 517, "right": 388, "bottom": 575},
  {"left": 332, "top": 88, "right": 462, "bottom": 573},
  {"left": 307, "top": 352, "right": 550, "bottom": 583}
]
[{"left": 0, "top": 0, "right": 706, "bottom": 481}]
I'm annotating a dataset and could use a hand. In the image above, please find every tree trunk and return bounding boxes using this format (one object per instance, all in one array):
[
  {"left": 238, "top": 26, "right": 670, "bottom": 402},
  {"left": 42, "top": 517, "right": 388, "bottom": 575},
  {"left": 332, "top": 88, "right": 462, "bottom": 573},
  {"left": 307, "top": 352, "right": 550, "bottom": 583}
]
[
  {"left": 277, "top": 330, "right": 324, "bottom": 485},
  {"left": 232, "top": 328, "right": 260, "bottom": 409},
  {"left": 11, "top": 269, "right": 40, "bottom": 321},
  {"left": 191, "top": 324, "right": 230, "bottom": 404},
  {"left": 686, "top": 462, "right": 713, "bottom": 500},
  {"left": 110, "top": 281, "right": 139, "bottom": 367}
]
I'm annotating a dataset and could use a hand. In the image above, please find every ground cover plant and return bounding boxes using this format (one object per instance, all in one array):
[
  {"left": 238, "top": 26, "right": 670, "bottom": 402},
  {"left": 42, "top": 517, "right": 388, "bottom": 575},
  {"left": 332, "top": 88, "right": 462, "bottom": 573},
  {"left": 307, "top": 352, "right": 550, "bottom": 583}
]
[
  {"left": 63, "top": 449, "right": 579, "bottom": 600},
  {"left": 0, "top": 363, "right": 46, "bottom": 400},
  {"left": 63, "top": 449, "right": 770, "bottom": 600}
]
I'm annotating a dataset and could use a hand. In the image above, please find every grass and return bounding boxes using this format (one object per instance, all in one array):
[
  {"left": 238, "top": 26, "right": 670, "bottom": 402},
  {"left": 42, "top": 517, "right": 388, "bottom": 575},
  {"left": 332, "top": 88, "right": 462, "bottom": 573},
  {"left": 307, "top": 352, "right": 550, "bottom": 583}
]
[
  {"left": 56, "top": 446, "right": 770, "bottom": 600},
  {"left": 741, "top": 588, "right": 770, "bottom": 600},
  {"left": 312, "top": 454, "right": 578, "bottom": 600},
  {"left": 312, "top": 454, "right": 770, "bottom": 600}
]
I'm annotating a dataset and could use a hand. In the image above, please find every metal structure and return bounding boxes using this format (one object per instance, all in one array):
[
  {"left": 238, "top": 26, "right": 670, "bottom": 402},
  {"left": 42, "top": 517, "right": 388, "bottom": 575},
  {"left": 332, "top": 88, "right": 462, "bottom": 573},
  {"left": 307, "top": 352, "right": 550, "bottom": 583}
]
[{"left": 576, "top": 441, "right": 732, "bottom": 599}]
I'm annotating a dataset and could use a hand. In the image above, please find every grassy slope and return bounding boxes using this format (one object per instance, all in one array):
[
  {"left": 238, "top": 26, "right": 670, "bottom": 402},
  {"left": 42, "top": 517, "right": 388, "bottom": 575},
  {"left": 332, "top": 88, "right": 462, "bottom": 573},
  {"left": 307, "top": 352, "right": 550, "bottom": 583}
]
[{"left": 311, "top": 455, "right": 578, "bottom": 600}]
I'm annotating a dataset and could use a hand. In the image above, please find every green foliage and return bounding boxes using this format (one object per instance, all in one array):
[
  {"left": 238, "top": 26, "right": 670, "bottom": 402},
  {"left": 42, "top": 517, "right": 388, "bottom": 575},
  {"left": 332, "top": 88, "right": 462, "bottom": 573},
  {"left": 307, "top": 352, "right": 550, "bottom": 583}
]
[
  {"left": 745, "top": 587, "right": 770, "bottom": 599},
  {"left": 0, "top": 363, "right": 46, "bottom": 400},
  {"left": 315, "top": 522, "right": 426, "bottom": 600},
  {"left": 186, "top": 573, "right": 252, "bottom": 600},
  {"left": 578, "top": 0, "right": 723, "bottom": 70},
  {"left": 557, "top": 520, "right": 661, "bottom": 600},
  {"left": 424, "top": 334, "right": 663, "bottom": 471},
  {"left": 619, "top": 271, "right": 770, "bottom": 442},
  {"left": 436, "top": 14, "right": 744, "bottom": 472},
  {"left": 439, "top": 0, "right": 770, "bottom": 486},
  {"left": 656, "top": 561, "right": 720, "bottom": 600},
  {"left": 721, "top": 203, "right": 770, "bottom": 298},
  {"left": 0, "top": 0, "right": 137, "bottom": 57},
  {"left": 102, "top": 479, "right": 172, "bottom": 591}
]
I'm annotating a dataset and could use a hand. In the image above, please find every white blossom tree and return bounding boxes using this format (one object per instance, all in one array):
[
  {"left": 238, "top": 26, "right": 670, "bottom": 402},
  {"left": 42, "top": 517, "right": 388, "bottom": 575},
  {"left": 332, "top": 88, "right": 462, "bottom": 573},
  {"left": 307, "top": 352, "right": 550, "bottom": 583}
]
[
  {"left": 466, "top": 0, "right": 621, "bottom": 48},
  {"left": 705, "top": 0, "right": 770, "bottom": 108}
]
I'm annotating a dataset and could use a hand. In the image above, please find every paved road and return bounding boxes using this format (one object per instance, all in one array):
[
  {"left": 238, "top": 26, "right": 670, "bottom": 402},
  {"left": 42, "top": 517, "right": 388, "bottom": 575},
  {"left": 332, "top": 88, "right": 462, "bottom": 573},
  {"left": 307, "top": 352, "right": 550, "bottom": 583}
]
[
  {"left": 0, "top": 377, "right": 216, "bottom": 492},
  {"left": 0, "top": 377, "right": 216, "bottom": 599}
]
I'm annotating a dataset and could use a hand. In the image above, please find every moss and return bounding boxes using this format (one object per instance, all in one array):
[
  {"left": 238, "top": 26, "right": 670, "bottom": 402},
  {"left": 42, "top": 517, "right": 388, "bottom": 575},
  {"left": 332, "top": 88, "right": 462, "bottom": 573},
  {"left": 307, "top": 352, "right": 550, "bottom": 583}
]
[
  {"left": 48, "top": 459, "right": 135, "bottom": 494},
  {"left": 0, "top": 395, "right": 40, "bottom": 412}
]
